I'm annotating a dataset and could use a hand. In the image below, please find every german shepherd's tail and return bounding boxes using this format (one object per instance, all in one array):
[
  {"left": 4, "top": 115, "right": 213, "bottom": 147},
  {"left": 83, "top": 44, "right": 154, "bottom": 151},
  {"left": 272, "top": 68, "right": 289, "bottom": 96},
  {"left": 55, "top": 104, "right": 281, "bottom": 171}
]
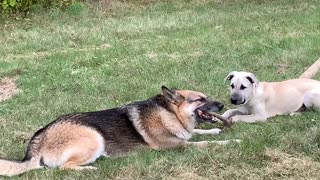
[
  {"left": 0, "top": 133, "right": 43, "bottom": 176},
  {"left": 299, "top": 58, "right": 320, "bottom": 79},
  {"left": 0, "top": 157, "right": 41, "bottom": 177}
]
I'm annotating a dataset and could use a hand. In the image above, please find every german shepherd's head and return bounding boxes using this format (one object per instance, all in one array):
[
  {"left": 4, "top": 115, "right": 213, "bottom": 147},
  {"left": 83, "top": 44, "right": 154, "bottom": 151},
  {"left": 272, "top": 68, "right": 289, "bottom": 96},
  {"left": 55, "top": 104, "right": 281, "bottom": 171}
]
[{"left": 161, "top": 86, "right": 224, "bottom": 123}]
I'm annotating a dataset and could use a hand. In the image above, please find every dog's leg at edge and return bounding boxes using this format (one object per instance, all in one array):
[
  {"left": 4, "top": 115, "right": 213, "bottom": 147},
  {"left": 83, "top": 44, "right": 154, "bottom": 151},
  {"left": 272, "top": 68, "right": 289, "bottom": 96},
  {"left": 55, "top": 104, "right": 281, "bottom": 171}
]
[
  {"left": 193, "top": 129, "right": 221, "bottom": 135},
  {"left": 231, "top": 114, "right": 267, "bottom": 123},
  {"left": 186, "top": 140, "right": 241, "bottom": 148},
  {"left": 222, "top": 109, "right": 246, "bottom": 119}
]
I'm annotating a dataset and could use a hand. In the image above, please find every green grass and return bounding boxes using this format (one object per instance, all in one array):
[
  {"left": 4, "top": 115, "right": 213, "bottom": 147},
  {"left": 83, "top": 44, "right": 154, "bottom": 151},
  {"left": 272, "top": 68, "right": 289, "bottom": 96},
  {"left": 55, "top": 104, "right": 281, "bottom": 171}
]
[{"left": 1, "top": 0, "right": 320, "bottom": 179}]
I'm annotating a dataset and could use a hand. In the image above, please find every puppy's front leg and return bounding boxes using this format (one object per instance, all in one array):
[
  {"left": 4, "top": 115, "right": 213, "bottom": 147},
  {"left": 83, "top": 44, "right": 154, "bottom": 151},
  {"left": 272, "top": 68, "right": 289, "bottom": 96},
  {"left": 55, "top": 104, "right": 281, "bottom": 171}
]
[
  {"left": 186, "top": 140, "right": 241, "bottom": 148},
  {"left": 232, "top": 114, "right": 267, "bottom": 123},
  {"left": 193, "top": 128, "right": 221, "bottom": 135},
  {"left": 222, "top": 109, "right": 246, "bottom": 119}
]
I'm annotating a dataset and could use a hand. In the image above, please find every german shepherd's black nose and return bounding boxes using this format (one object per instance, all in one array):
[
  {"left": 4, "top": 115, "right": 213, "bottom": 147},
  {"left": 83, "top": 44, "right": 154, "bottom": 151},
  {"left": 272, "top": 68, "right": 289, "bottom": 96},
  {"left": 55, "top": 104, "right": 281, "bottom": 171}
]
[
  {"left": 216, "top": 102, "right": 224, "bottom": 111},
  {"left": 212, "top": 101, "right": 224, "bottom": 111},
  {"left": 200, "top": 101, "right": 224, "bottom": 112}
]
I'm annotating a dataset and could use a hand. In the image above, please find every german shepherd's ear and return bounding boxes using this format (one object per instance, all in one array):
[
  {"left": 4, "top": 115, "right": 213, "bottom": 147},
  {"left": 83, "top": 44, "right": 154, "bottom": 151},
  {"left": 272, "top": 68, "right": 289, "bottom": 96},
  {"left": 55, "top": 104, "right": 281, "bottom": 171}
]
[{"left": 161, "top": 86, "right": 185, "bottom": 105}]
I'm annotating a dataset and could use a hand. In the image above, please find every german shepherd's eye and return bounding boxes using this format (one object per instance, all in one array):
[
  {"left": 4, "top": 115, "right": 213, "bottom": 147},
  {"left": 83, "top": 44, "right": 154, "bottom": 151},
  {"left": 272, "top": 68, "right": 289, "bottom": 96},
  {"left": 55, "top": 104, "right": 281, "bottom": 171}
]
[
  {"left": 198, "top": 97, "right": 206, "bottom": 102},
  {"left": 189, "top": 97, "right": 207, "bottom": 103},
  {"left": 230, "top": 84, "right": 235, "bottom": 89},
  {"left": 240, "top": 85, "right": 247, "bottom": 90}
]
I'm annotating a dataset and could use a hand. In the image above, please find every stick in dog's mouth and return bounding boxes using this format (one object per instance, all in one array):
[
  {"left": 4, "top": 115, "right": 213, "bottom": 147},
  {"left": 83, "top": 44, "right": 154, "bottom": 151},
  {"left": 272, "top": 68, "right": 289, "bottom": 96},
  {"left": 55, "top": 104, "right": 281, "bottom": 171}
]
[
  {"left": 197, "top": 110, "right": 217, "bottom": 122},
  {"left": 206, "top": 112, "right": 233, "bottom": 127},
  {"left": 196, "top": 110, "right": 233, "bottom": 127}
]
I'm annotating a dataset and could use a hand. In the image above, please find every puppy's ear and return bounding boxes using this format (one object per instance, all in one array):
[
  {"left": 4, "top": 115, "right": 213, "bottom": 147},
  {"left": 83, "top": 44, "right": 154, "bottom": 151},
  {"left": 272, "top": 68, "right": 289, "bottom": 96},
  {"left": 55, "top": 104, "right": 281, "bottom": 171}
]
[
  {"left": 246, "top": 73, "right": 259, "bottom": 84},
  {"left": 161, "top": 86, "right": 185, "bottom": 105},
  {"left": 225, "top": 71, "right": 237, "bottom": 82}
]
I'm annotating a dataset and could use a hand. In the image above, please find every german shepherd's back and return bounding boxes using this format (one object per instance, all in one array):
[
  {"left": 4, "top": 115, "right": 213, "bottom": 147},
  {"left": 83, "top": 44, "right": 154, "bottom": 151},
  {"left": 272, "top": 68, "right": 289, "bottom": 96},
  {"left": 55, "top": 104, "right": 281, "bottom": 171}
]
[{"left": 0, "top": 98, "right": 156, "bottom": 176}]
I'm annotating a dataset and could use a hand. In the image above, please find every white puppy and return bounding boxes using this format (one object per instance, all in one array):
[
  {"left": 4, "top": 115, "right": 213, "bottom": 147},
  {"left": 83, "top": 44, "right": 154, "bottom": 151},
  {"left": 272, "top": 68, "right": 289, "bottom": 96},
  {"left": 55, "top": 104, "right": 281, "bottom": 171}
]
[{"left": 222, "top": 71, "right": 320, "bottom": 123}]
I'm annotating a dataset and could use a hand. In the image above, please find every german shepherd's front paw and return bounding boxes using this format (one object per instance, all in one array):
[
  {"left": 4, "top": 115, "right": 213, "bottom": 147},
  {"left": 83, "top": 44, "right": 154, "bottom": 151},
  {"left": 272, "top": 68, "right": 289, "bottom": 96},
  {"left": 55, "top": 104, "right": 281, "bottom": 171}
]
[
  {"left": 207, "top": 128, "right": 222, "bottom": 135},
  {"left": 230, "top": 139, "right": 242, "bottom": 144},
  {"left": 192, "top": 128, "right": 222, "bottom": 135}
]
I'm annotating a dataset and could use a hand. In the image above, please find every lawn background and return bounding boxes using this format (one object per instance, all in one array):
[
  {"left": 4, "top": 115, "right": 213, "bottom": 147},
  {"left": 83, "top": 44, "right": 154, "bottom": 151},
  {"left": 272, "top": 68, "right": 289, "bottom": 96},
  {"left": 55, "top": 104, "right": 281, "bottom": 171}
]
[{"left": 1, "top": 0, "right": 320, "bottom": 179}]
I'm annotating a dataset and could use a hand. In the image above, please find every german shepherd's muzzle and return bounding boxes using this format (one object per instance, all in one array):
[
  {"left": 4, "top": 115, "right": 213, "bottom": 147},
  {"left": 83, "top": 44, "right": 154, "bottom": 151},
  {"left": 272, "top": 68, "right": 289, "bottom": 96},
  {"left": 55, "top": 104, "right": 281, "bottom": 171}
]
[{"left": 195, "top": 100, "right": 224, "bottom": 123}]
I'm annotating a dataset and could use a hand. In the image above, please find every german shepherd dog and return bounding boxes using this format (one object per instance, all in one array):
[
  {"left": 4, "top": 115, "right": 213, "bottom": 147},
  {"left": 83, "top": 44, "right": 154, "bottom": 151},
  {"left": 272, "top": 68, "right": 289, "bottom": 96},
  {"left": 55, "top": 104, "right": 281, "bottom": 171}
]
[{"left": 0, "top": 86, "right": 232, "bottom": 176}]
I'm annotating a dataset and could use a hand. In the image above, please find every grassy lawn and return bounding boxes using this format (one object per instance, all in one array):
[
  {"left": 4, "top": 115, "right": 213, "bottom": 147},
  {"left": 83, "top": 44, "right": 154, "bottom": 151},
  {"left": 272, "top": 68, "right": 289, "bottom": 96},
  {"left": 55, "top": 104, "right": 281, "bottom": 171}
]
[{"left": 1, "top": 0, "right": 320, "bottom": 179}]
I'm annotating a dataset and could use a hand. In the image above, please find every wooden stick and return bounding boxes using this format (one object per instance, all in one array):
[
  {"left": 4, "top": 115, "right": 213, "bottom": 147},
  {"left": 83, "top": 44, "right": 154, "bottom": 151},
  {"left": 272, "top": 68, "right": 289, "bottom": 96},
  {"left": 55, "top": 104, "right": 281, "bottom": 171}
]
[
  {"left": 207, "top": 112, "right": 233, "bottom": 127},
  {"left": 299, "top": 58, "right": 320, "bottom": 79}
]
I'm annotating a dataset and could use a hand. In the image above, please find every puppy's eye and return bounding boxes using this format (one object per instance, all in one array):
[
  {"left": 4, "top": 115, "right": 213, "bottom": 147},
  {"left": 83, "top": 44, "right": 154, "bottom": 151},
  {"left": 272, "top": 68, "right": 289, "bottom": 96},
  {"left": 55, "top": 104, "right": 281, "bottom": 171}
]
[
  {"left": 240, "top": 85, "right": 247, "bottom": 90},
  {"left": 230, "top": 84, "right": 235, "bottom": 89}
]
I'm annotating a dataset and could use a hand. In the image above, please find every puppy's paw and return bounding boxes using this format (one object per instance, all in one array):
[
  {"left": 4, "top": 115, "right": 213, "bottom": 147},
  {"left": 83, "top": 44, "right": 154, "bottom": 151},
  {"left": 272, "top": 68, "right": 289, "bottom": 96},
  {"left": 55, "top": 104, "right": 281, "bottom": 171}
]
[
  {"left": 215, "top": 139, "right": 241, "bottom": 145},
  {"left": 222, "top": 112, "right": 231, "bottom": 119},
  {"left": 290, "top": 112, "right": 301, "bottom": 116},
  {"left": 229, "top": 117, "right": 237, "bottom": 123},
  {"left": 82, "top": 166, "right": 98, "bottom": 170}
]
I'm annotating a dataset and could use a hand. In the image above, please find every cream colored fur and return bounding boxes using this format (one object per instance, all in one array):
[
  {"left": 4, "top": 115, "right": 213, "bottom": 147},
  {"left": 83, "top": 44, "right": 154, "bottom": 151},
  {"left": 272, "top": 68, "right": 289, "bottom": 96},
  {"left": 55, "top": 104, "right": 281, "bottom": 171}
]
[{"left": 223, "top": 71, "right": 320, "bottom": 123}]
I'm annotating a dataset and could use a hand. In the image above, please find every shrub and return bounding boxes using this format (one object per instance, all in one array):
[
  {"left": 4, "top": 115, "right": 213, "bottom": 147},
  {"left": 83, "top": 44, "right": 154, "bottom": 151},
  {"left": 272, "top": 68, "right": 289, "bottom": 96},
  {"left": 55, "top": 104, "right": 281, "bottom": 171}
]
[
  {"left": 66, "top": 1, "right": 86, "bottom": 16},
  {"left": 0, "top": 0, "right": 74, "bottom": 14}
]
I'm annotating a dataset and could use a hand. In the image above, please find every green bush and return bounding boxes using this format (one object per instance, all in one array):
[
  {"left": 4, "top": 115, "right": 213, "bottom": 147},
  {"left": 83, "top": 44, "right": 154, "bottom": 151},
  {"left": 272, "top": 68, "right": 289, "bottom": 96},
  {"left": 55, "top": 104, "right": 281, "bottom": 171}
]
[
  {"left": 66, "top": 1, "right": 86, "bottom": 16},
  {"left": 1, "top": 0, "right": 32, "bottom": 12},
  {"left": 0, "top": 0, "right": 74, "bottom": 14}
]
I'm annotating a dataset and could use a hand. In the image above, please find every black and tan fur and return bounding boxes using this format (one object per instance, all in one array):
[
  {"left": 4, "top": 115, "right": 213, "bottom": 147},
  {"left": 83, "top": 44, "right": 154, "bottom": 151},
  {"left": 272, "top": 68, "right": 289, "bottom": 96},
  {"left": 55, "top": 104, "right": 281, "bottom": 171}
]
[{"left": 0, "top": 86, "right": 229, "bottom": 176}]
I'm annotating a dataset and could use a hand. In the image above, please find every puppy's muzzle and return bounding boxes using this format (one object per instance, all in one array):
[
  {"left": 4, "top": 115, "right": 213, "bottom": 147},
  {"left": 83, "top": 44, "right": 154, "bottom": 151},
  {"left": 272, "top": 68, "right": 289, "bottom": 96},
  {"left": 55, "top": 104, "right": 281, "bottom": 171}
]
[{"left": 230, "top": 94, "right": 245, "bottom": 105}]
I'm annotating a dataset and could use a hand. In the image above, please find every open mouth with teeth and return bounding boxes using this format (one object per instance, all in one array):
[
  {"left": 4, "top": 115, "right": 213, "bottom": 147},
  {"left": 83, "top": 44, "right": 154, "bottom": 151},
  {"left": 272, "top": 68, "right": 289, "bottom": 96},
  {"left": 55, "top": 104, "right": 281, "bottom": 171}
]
[
  {"left": 196, "top": 109, "right": 218, "bottom": 123},
  {"left": 194, "top": 101, "right": 224, "bottom": 123}
]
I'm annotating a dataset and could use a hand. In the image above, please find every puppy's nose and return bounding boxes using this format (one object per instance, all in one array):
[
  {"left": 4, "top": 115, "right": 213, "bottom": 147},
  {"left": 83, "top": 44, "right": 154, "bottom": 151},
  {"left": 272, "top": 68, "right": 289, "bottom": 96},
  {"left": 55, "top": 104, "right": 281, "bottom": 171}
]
[{"left": 230, "top": 98, "right": 237, "bottom": 105}]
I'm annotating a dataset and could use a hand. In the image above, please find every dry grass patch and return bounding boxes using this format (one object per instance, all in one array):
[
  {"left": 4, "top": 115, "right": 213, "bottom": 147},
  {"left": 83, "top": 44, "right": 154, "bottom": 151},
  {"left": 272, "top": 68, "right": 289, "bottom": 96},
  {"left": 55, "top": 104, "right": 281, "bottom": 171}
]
[
  {"left": 0, "top": 76, "right": 20, "bottom": 102},
  {"left": 167, "top": 167, "right": 207, "bottom": 180},
  {"left": 115, "top": 160, "right": 209, "bottom": 180},
  {"left": 3, "top": 43, "right": 112, "bottom": 61},
  {"left": 277, "top": 63, "right": 289, "bottom": 74},
  {"left": 265, "top": 149, "right": 320, "bottom": 179},
  {"left": 112, "top": 148, "right": 320, "bottom": 180}
]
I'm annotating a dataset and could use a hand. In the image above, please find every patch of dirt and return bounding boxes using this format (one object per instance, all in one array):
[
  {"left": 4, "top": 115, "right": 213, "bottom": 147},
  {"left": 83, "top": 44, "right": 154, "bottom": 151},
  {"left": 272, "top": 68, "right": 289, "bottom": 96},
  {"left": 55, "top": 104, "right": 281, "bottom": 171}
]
[
  {"left": 190, "top": 51, "right": 203, "bottom": 57},
  {"left": 146, "top": 52, "right": 158, "bottom": 58},
  {"left": 14, "top": 130, "right": 33, "bottom": 144},
  {"left": 0, "top": 77, "right": 20, "bottom": 102},
  {"left": 277, "top": 63, "right": 289, "bottom": 74},
  {"left": 168, "top": 53, "right": 180, "bottom": 59},
  {"left": 265, "top": 149, "right": 320, "bottom": 179},
  {"left": 168, "top": 166, "right": 208, "bottom": 180},
  {"left": 114, "top": 165, "right": 140, "bottom": 180}
]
